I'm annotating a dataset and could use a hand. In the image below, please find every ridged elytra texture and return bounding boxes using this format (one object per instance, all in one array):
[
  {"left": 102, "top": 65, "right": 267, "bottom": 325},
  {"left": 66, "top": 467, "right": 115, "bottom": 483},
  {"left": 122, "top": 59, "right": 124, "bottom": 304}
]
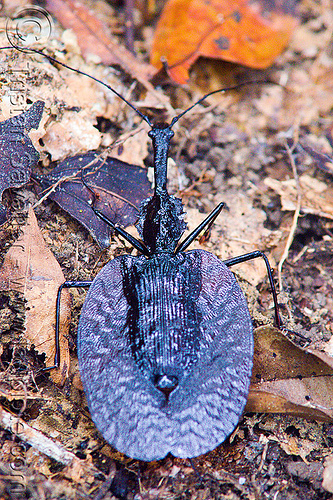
[{"left": 77, "top": 249, "right": 253, "bottom": 461}]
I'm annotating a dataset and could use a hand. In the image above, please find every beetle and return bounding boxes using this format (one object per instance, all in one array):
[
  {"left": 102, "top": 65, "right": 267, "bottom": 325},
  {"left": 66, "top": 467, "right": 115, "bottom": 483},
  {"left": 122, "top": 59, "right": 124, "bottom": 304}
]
[{"left": 12, "top": 47, "right": 281, "bottom": 461}]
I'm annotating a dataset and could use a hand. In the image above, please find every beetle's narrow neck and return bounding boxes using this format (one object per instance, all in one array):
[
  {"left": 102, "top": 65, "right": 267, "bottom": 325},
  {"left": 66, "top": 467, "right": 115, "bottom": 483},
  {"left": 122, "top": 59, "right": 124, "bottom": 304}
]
[{"left": 148, "top": 126, "right": 174, "bottom": 196}]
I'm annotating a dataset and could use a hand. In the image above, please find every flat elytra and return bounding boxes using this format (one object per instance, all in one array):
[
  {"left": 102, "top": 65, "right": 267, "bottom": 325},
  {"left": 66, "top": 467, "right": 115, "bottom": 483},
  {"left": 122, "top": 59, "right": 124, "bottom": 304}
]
[{"left": 78, "top": 250, "right": 253, "bottom": 461}]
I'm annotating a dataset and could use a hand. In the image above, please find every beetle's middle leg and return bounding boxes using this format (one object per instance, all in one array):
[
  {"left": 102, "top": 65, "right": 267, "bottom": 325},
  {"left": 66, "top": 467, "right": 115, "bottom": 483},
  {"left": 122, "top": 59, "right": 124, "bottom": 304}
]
[{"left": 224, "top": 251, "right": 281, "bottom": 329}]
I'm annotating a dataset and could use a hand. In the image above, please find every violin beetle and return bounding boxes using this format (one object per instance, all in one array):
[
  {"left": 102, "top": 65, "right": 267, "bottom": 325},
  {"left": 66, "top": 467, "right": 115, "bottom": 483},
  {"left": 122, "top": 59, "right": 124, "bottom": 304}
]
[
  {"left": 77, "top": 124, "right": 255, "bottom": 461},
  {"left": 23, "top": 49, "right": 280, "bottom": 461}
]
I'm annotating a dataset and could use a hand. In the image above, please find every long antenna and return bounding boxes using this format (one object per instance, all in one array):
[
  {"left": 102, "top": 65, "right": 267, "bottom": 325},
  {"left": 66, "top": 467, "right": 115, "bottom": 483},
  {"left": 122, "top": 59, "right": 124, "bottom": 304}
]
[
  {"left": 1, "top": 44, "right": 270, "bottom": 128},
  {"left": 170, "top": 79, "right": 269, "bottom": 127}
]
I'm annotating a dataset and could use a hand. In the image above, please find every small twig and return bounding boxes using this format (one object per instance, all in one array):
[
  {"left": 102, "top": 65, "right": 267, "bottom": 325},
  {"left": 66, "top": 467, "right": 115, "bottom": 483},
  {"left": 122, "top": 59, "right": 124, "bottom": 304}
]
[
  {"left": 124, "top": 0, "right": 135, "bottom": 54},
  {"left": 32, "top": 172, "right": 82, "bottom": 208},
  {"left": 4, "top": 346, "right": 17, "bottom": 375},
  {"left": 277, "top": 142, "right": 302, "bottom": 291},
  {"left": 292, "top": 245, "right": 308, "bottom": 264},
  {"left": 0, "top": 389, "right": 43, "bottom": 400},
  {"left": 32, "top": 154, "right": 107, "bottom": 209},
  {"left": 107, "top": 125, "right": 148, "bottom": 153},
  {"left": 181, "top": 168, "right": 208, "bottom": 194},
  {"left": 257, "top": 439, "right": 269, "bottom": 473},
  {"left": 1, "top": 404, "right": 81, "bottom": 465}
]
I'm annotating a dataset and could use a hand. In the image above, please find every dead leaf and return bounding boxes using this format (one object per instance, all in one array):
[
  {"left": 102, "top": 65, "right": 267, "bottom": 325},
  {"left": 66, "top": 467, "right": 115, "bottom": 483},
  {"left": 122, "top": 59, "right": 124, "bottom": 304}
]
[
  {"left": 0, "top": 208, "right": 70, "bottom": 384},
  {"left": 42, "top": 111, "right": 101, "bottom": 162},
  {"left": 37, "top": 151, "right": 152, "bottom": 248},
  {"left": 0, "top": 101, "right": 44, "bottom": 224},
  {"left": 279, "top": 436, "right": 319, "bottom": 463},
  {"left": 151, "top": 0, "right": 298, "bottom": 84},
  {"left": 247, "top": 326, "right": 333, "bottom": 422},
  {"left": 265, "top": 174, "right": 333, "bottom": 220},
  {"left": 46, "top": 0, "right": 155, "bottom": 86}
]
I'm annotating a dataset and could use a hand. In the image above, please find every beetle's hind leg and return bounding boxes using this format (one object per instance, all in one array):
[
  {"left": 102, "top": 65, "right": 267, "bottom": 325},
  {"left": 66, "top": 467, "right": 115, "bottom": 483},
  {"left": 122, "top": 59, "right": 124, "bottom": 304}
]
[
  {"left": 42, "top": 281, "right": 92, "bottom": 371},
  {"left": 224, "top": 251, "right": 282, "bottom": 329}
]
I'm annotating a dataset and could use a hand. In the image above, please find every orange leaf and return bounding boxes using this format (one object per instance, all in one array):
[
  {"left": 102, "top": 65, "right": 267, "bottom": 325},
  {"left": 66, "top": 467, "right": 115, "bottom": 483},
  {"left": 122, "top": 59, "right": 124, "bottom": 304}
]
[{"left": 151, "top": 0, "right": 298, "bottom": 84}]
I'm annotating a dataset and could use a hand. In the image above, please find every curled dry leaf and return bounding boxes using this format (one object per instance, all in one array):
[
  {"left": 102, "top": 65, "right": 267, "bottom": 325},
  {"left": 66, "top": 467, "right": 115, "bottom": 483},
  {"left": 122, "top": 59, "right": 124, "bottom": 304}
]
[
  {"left": 151, "top": 0, "right": 298, "bottom": 84},
  {"left": 247, "top": 326, "right": 333, "bottom": 422},
  {"left": 264, "top": 174, "right": 333, "bottom": 221},
  {"left": 37, "top": 152, "right": 152, "bottom": 248},
  {"left": 0, "top": 208, "right": 70, "bottom": 384}
]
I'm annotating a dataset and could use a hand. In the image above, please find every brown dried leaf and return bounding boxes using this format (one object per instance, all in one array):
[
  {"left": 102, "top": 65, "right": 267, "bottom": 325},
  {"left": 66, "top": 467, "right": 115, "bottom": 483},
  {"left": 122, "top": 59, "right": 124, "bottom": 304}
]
[
  {"left": 46, "top": 0, "right": 155, "bottom": 86},
  {"left": 280, "top": 436, "right": 319, "bottom": 462},
  {"left": 0, "top": 208, "right": 70, "bottom": 384},
  {"left": 247, "top": 326, "right": 333, "bottom": 422},
  {"left": 265, "top": 174, "right": 333, "bottom": 221},
  {"left": 42, "top": 112, "right": 101, "bottom": 162}
]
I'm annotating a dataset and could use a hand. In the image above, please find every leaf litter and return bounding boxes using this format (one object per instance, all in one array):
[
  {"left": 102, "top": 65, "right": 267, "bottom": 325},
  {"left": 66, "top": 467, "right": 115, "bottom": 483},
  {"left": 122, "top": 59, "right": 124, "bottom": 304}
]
[
  {"left": 248, "top": 326, "right": 333, "bottom": 423},
  {"left": 0, "top": 207, "right": 70, "bottom": 384}
]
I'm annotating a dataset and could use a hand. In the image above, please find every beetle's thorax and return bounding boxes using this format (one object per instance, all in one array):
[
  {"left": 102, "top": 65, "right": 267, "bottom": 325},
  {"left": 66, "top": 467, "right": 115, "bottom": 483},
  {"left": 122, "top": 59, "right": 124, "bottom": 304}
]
[{"left": 136, "top": 124, "right": 187, "bottom": 255}]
